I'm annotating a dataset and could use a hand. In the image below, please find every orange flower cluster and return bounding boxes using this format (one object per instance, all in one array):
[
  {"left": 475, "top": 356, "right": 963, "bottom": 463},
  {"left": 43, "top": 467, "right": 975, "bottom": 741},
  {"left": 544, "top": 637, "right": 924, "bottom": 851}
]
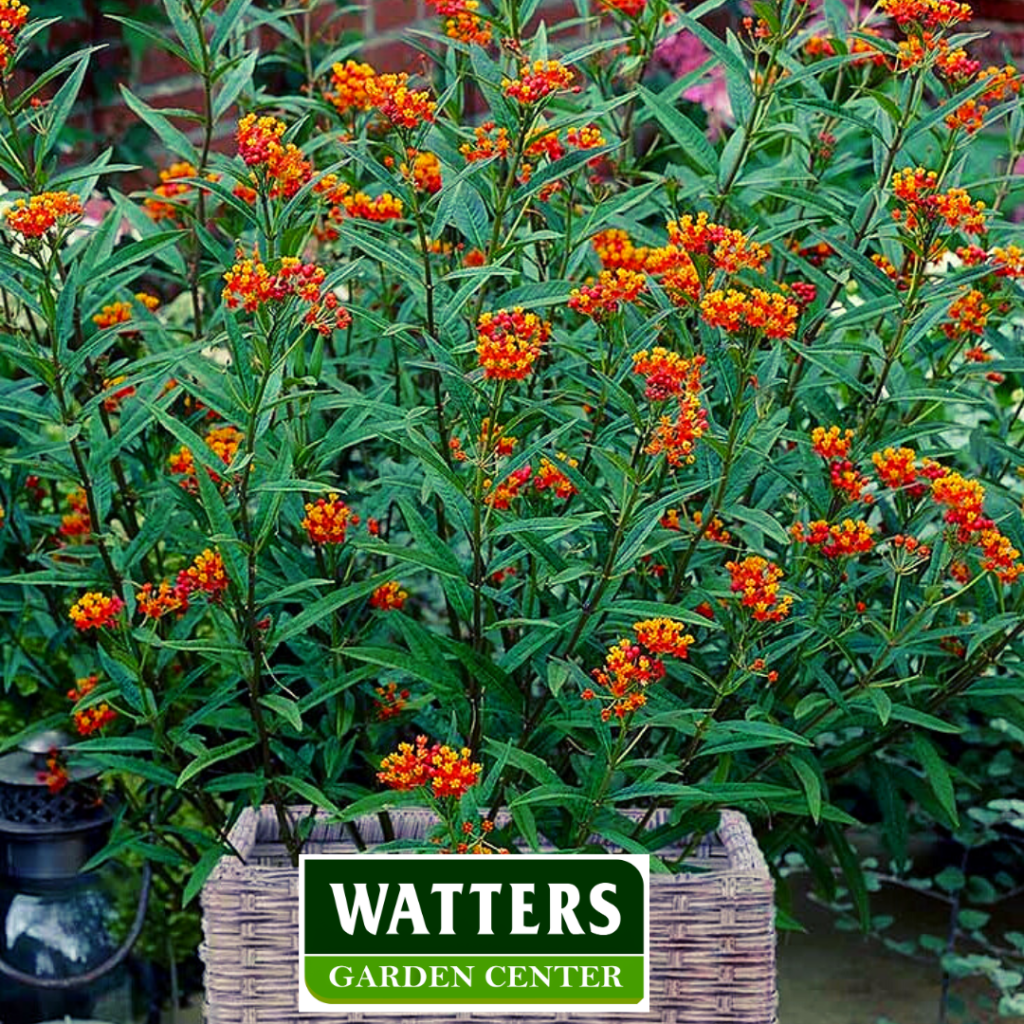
[
  {"left": 992, "top": 244, "right": 1024, "bottom": 279},
  {"left": 931, "top": 471, "right": 991, "bottom": 537},
  {"left": 585, "top": 618, "right": 692, "bottom": 721},
  {"left": 568, "top": 268, "right": 647, "bottom": 320},
  {"left": 92, "top": 292, "right": 160, "bottom": 330},
  {"left": 478, "top": 417, "right": 518, "bottom": 457},
  {"left": 946, "top": 65, "right": 1020, "bottom": 133},
  {"left": 890, "top": 168, "right": 987, "bottom": 236},
  {"left": 812, "top": 426, "right": 854, "bottom": 461},
  {"left": 400, "top": 150, "right": 442, "bottom": 194},
  {"left": 37, "top": 749, "right": 69, "bottom": 795},
  {"left": 943, "top": 288, "right": 990, "bottom": 338},
  {"left": 137, "top": 580, "right": 189, "bottom": 621},
  {"left": 872, "top": 253, "right": 906, "bottom": 288},
  {"left": 69, "top": 591, "right": 125, "bottom": 631},
  {"left": 830, "top": 460, "right": 874, "bottom": 504},
  {"left": 370, "top": 580, "right": 408, "bottom": 611},
  {"left": 632, "top": 348, "right": 704, "bottom": 401},
  {"left": 484, "top": 465, "right": 532, "bottom": 509},
  {"left": 693, "top": 510, "right": 732, "bottom": 544},
  {"left": 460, "top": 121, "right": 511, "bottom": 162},
  {"left": 365, "top": 73, "right": 436, "bottom": 129},
  {"left": 341, "top": 190, "right": 404, "bottom": 221},
  {"left": 223, "top": 253, "right": 322, "bottom": 311},
  {"left": 67, "top": 674, "right": 117, "bottom": 735},
  {"left": 889, "top": 534, "right": 933, "bottom": 570},
  {"left": 934, "top": 41, "right": 980, "bottom": 81},
  {"left": 444, "top": 818, "right": 509, "bottom": 856},
  {"left": 476, "top": 308, "right": 551, "bottom": 381},
  {"left": 566, "top": 124, "right": 606, "bottom": 150},
  {"left": 534, "top": 454, "right": 578, "bottom": 499},
  {"left": 169, "top": 424, "right": 243, "bottom": 492},
  {"left": 591, "top": 228, "right": 653, "bottom": 272},
  {"left": 177, "top": 548, "right": 229, "bottom": 600},
  {"left": 700, "top": 287, "right": 798, "bottom": 339},
  {"left": 726, "top": 556, "right": 793, "bottom": 622},
  {"left": 641, "top": 246, "right": 702, "bottom": 307},
  {"left": 59, "top": 488, "right": 90, "bottom": 540},
  {"left": 372, "top": 682, "right": 410, "bottom": 721},
  {"left": 668, "top": 213, "right": 771, "bottom": 274},
  {"left": 103, "top": 374, "right": 135, "bottom": 412},
  {"left": 235, "top": 114, "right": 312, "bottom": 199},
  {"left": 503, "top": 60, "right": 578, "bottom": 104},
  {"left": 326, "top": 60, "right": 377, "bottom": 114},
  {"left": 302, "top": 493, "right": 359, "bottom": 545},
  {"left": 880, "top": 0, "right": 972, "bottom": 29},
  {"left": 222, "top": 253, "right": 349, "bottom": 333},
  {"left": 236, "top": 112, "right": 285, "bottom": 164},
  {"left": 524, "top": 129, "right": 566, "bottom": 165},
  {"left": 378, "top": 736, "right": 482, "bottom": 798},
  {"left": 143, "top": 162, "right": 219, "bottom": 221},
  {"left": 792, "top": 518, "right": 876, "bottom": 559},
  {"left": 0, "top": 0, "right": 29, "bottom": 73},
  {"left": 645, "top": 394, "right": 708, "bottom": 467},
  {"left": 872, "top": 445, "right": 925, "bottom": 491},
  {"left": 804, "top": 31, "right": 885, "bottom": 68},
  {"left": 600, "top": 0, "right": 646, "bottom": 15},
  {"left": 633, "top": 617, "right": 695, "bottom": 659},
  {"left": 429, "top": 0, "right": 491, "bottom": 45},
  {"left": 976, "top": 528, "right": 1024, "bottom": 585},
  {"left": 5, "top": 190, "right": 83, "bottom": 237}
]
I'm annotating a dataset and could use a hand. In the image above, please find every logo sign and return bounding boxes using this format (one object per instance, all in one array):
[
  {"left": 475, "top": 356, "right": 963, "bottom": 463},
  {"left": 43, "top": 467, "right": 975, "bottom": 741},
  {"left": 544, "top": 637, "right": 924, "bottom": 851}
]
[{"left": 299, "top": 854, "right": 650, "bottom": 1014}]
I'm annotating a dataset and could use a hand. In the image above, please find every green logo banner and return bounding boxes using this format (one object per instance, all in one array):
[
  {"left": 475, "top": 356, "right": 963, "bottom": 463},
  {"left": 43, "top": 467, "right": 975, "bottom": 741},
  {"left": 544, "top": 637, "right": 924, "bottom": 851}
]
[{"left": 298, "top": 854, "right": 650, "bottom": 1014}]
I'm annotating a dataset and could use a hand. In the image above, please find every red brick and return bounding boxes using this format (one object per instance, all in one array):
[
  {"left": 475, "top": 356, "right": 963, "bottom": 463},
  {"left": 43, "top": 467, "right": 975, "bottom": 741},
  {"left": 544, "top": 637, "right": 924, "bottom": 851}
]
[
  {"left": 147, "top": 86, "right": 209, "bottom": 120},
  {"left": 362, "top": 39, "right": 426, "bottom": 73},
  {"left": 370, "top": 0, "right": 421, "bottom": 34},
  {"left": 137, "top": 50, "right": 196, "bottom": 86},
  {"left": 975, "top": 2, "right": 1024, "bottom": 21},
  {"left": 525, "top": 1, "right": 588, "bottom": 40}
]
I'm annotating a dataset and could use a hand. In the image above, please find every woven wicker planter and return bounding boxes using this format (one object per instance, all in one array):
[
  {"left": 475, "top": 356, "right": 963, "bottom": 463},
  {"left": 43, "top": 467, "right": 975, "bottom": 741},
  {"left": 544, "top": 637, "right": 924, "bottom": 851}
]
[{"left": 200, "top": 806, "right": 777, "bottom": 1024}]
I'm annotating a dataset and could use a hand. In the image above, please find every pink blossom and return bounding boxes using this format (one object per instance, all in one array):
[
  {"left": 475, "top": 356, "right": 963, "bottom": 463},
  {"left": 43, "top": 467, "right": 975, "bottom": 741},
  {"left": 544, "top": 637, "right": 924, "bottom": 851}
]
[{"left": 653, "top": 31, "right": 732, "bottom": 140}]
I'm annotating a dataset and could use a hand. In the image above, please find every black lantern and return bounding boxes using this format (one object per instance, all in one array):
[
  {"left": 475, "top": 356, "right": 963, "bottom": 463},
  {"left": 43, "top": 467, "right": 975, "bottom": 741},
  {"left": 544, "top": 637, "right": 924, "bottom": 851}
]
[{"left": 0, "top": 730, "right": 150, "bottom": 1023}]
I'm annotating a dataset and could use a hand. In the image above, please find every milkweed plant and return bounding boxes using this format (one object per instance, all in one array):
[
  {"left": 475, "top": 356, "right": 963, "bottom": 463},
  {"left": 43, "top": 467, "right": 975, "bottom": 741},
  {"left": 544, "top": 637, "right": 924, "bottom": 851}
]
[{"left": 1, "top": 0, "right": 1023, "bottom": 1009}]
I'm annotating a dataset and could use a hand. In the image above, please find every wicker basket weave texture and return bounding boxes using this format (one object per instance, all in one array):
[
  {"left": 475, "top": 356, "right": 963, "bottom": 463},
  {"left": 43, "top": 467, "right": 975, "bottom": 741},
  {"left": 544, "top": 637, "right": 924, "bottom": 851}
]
[{"left": 200, "top": 807, "right": 777, "bottom": 1024}]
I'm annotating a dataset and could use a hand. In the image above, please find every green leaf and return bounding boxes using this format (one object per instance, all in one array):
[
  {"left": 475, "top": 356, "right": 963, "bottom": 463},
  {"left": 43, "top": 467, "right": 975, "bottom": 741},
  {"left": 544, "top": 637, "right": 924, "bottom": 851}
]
[
  {"left": 638, "top": 85, "right": 718, "bottom": 176},
  {"left": 91, "top": 231, "right": 186, "bottom": 281},
  {"left": 935, "top": 866, "right": 966, "bottom": 893},
  {"left": 510, "top": 800, "right": 541, "bottom": 852},
  {"left": 728, "top": 505, "right": 790, "bottom": 547},
  {"left": 278, "top": 775, "right": 342, "bottom": 816},
  {"left": 676, "top": 13, "right": 754, "bottom": 127},
  {"left": 91, "top": 754, "right": 178, "bottom": 787},
  {"left": 509, "top": 784, "right": 589, "bottom": 808},
  {"left": 482, "top": 739, "right": 560, "bottom": 786},
  {"left": 271, "top": 574, "right": 393, "bottom": 647},
  {"left": 176, "top": 738, "right": 258, "bottom": 788},
  {"left": 913, "top": 733, "right": 959, "bottom": 829},
  {"left": 335, "top": 789, "right": 425, "bottom": 822},
  {"left": 260, "top": 694, "right": 303, "bottom": 732},
  {"left": 120, "top": 86, "right": 199, "bottom": 164},
  {"left": 890, "top": 705, "right": 963, "bottom": 734},
  {"left": 791, "top": 755, "right": 823, "bottom": 825},
  {"left": 824, "top": 822, "right": 870, "bottom": 931},
  {"left": 37, "top": 50, "right": 91, "bottom": 162},
  {"left": 183, "top": 846, "right": 228, "bottom": 907},
  {"left": 958, "top": 909, "right": 990, "bottom": 931}
]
